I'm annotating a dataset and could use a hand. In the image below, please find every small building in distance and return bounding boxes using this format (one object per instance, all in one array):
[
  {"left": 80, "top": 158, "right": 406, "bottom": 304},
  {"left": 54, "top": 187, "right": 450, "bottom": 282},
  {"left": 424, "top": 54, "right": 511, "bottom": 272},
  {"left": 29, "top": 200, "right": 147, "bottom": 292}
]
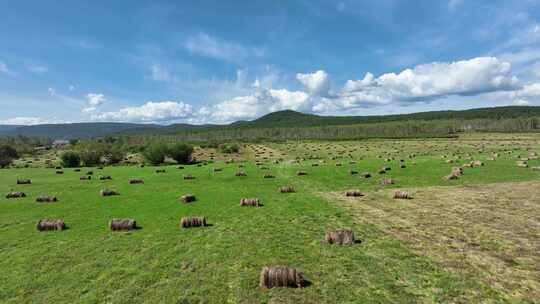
[{"left": 52, "top": 139, "right": 69, "bottom": 148}]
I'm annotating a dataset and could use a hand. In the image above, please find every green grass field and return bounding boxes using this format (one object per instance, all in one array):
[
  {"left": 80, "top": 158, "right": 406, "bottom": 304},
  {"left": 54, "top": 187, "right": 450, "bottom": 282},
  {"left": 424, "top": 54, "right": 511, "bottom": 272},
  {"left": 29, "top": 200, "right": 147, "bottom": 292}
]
[{"left": 2, "top": 135, "right": 540, "bottom": 303}]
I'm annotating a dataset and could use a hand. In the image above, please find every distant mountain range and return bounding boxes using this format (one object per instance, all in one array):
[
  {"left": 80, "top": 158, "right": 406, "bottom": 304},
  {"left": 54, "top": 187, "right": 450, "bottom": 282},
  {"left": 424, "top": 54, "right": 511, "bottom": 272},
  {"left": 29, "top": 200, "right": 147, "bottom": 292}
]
[{"left": 1, "top": 106, "right": 540, "bottom": 139}]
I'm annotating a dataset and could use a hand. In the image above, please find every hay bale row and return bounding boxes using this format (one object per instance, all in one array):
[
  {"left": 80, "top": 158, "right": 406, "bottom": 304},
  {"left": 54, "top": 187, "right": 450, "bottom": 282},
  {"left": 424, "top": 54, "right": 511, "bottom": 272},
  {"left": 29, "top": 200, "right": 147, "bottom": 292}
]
[
  {"left": 180, "top": 194, "right": 196, "bottom": 203},
  {"left": 240, "top": 198, "right": 261, "bottom": 207},
  {"left": 279, "top": 186, "right": 295, "bottom": 193},
  {"left": 6, "top": 192, "right": 26, "bottom": 199},
  {"left": 99, "top": 176, "right": 112, "bottom": 180},
  {"left": 36, "top": 195, "right": 57, "bottom": 203},
  {"left": 393, "top": 190, "right": 411, "bottom": 199},
  {"left": 180, "top": 216, "right": 206, "bottom": 228},
  {"left": 100, "top": 189, "right": 119, "bottom": 196},
  {"left": 324, "top": 229, "right": 355, "bottom": 245},
  {"left": 259, "top": 266, "right": 306, "bottom": 289},
  {"left": 263, "top": 174, "right": 275, "bottom": 179},
  {"left": 109, "top": 219, "right": 137, "bottom": 231},
  {"left": 129, "top": 179, "right": 144, "bottom": 184},
  {"left": 345, "top": 190, "right": 363, "bottom": 197},
  {"left": 37, "top": 219, "right": 65, "bottom": 231},
  {"left": 16, "top": 179, "right": 31, "bottom": 185},
  {"left": 156, "top": 169, "right": 166, "bottom": 173}
]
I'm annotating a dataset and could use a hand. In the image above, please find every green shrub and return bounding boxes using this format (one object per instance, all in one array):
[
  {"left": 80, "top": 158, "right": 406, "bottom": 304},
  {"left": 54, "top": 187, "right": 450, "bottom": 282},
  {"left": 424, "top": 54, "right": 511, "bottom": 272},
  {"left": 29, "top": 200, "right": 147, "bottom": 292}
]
[
  {"left": 219, "top": 143, "right": 240, "bottom": 154},
  {"left": 200, "top": 141, "right": 219, "bottom": 149},
  {"left": 106, "top": 147, "right": 126, "bottom": 165},
  {"left": 143, "top": 144, "right": 169, "bottom": 165},
  {"left": 168, "top": 143, "right": 193, "bottom": 164},
  {"left": 60, "top": 151, "right": 81, "bottom": 167},
  {"left": 0, "top": 145, "right": 18, "bottom": 168},
  {"left": 80, "top": 150, "right": 103, "bottom": 167}
]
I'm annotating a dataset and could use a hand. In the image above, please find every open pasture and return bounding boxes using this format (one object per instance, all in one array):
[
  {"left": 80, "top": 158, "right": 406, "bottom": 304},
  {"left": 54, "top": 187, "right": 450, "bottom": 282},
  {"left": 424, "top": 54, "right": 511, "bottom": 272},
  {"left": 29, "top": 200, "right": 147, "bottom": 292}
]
[{"left": 2, "top": 134, "right": 540, "bottom": 303}]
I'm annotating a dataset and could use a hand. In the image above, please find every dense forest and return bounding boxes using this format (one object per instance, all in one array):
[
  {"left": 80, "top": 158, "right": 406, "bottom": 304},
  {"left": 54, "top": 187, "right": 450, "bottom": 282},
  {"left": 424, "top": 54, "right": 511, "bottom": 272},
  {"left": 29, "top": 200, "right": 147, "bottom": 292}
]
[{"left": 117, "top": 117, "right": 540, "bottom": 145}]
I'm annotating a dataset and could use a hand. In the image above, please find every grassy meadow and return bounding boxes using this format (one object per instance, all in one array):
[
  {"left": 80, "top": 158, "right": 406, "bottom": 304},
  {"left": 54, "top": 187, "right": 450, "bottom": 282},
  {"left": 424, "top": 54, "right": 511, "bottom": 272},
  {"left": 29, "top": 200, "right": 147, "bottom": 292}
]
[{"left": 1, "top": 134, "right": 540, "bottom": 303}]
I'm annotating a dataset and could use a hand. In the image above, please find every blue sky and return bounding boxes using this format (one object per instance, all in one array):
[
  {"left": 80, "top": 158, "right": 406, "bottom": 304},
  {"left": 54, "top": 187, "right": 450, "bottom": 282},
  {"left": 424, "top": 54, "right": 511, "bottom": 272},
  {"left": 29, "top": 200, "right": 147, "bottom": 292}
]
[{"left": 1, "top": 0, "right": 540, "bottom": 125}]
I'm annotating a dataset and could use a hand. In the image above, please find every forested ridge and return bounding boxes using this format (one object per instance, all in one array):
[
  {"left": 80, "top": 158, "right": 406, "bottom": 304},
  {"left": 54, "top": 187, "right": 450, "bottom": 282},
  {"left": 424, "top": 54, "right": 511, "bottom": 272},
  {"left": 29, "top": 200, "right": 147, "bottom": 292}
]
[{"left": 2, "top": 106, "right": 540, "bottom": 140}]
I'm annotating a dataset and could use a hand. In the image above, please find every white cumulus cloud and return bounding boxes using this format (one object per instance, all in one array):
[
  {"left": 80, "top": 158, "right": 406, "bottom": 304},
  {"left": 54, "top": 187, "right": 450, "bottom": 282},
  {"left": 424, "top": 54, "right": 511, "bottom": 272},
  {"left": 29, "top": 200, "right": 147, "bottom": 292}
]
[
  {"left": 206, "top": 88, "right": 310, "bottom": 123},
  {"left": 82, "top": 93, "right": 106, "bottom": 112},
  {"left": 315, "top": 57, "right": 520, "bottom": 111},
  {"left": 296, "top": 70, "right": 330, "bottom": 96},
  {"left": 92, "top": 101, "right": 193, "bottom": 123}
]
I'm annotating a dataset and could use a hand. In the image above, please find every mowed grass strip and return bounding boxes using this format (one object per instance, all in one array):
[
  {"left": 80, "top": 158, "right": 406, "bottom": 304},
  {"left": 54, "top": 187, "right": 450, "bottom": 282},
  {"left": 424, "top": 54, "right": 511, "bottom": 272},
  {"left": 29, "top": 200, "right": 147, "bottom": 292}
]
[{"left": 327, "top": 181, "right": 540, "bottom": 303}]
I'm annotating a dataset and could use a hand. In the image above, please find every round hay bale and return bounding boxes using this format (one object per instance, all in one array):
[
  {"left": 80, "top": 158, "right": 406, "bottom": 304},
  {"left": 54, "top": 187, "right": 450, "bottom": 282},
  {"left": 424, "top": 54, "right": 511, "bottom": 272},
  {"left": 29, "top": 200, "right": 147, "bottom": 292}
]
[
  {"left": 452, "top": 167, "right": 464, "bottom": 176},
  {"left": 240, "top": 198, "right": 261, "bottom": 207},
  {"left": 345, "top": 190, "right": 363, "bottom": 197},
  {"left": 213, "top": 168, "right": 222, "bottom": 172},
  {"left": 86, "top": 171, "right": 93, "bottom": 175},
  {"left": 445, "top": 173, "right": 459, "bottom": 180},
  {"left": 259, "top": 266, "right": 306, "bottom": 289},
  {"left": 36, "top": 195, "right": 57, "bottom": 203},
  {"left": 129, "top": 178, "right": 144, "bottom": 184},
  {"left": 235, "top": 171, "right": 247, "bottom": 177},
  {"left": 279, "top": 186, "right": 295, "bottom": 193},
  {"left": 6, "top": 192, "right": 26, "bottom": 199},
  {"left": 349, "top": 169, "right": 358, "bottom": 175},
  {"left": 109, "top": 219, "right": 137, "bottom": 231},
  {"left": 37, "top": 219, "right": 65, "bottom": 231},
  {"left": 380, "top": 178, "right": 394, "bottom": 186},
  {"left": 180, "top": 194, "right": 196, "bottom": 203},
  {"left": 180, "top": 216, "right": 206, "bottom": 228},
  {"left": 100, "top": 189, "right": 119, "bottom": 196},
  {"left": 360, "top": 172, "right": 371, "bottom": 178},
  {"left": 472, "top": 160, "right": 484, "bottom": 167},
  {"left": 56, "top": 170, "right": 64, "bottom": 174},
  {"left": 80, "top": 175, "right": 91, "bottom": 180},
  {"left": 74, "top": 168, "right": 81, "bottom": 172},
  {"left": 16, "top": 179, "right": 31, "bottom": 185},
  {"left": 183, "top": 174, "right": 195, "bottom": 180},
  {"left": 393, "top": 190, "right": 411, "bottom": 199},
  {"left": 99, "top": 176, "right": 112, "bottom": 180},
  {"left": 296, "top": 171, "right": 307, "bottom": 176},
  {"left": 324, "top": 229, "right": 355, "bottom": 245}
]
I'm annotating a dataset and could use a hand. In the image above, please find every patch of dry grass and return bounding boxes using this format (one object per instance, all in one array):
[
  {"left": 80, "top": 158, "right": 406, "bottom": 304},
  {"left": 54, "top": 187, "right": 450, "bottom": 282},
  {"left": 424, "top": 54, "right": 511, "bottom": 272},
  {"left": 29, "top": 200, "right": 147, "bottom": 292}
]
[{"left": 324, "top": 181, "right": 540, "bottom": 303}]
